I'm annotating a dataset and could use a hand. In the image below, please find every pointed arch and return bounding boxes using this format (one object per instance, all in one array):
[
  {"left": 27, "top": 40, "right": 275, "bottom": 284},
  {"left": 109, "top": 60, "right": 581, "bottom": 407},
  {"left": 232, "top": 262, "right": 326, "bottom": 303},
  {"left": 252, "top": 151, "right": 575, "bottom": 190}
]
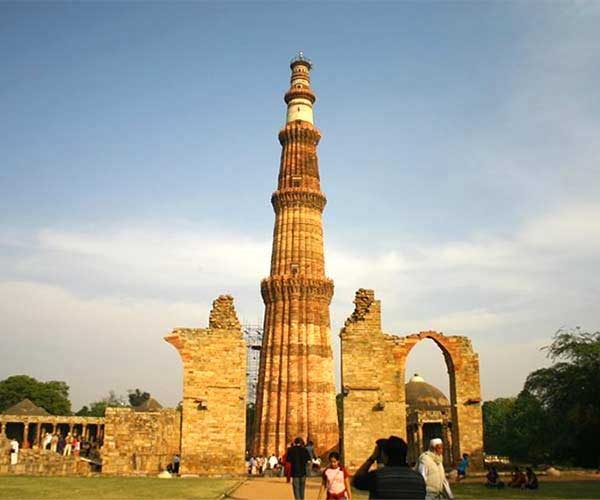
[{"left": 341, "top": 290, "right": 483, "bottom": 471}]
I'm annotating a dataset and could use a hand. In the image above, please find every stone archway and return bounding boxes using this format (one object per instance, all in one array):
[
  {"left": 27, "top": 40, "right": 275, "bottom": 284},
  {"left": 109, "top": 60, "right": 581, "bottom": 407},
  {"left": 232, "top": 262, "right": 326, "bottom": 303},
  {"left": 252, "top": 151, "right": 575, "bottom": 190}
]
[{"left": 340, "top": 289, "right": 483, "bottom": 471}]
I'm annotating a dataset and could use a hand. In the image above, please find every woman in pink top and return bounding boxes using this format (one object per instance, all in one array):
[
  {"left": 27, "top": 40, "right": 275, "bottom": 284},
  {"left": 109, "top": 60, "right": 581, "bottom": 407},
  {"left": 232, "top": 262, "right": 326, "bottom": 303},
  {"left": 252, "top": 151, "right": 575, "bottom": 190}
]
[{"left": 318, "top": 452, "right": 352, "bottom": 500}]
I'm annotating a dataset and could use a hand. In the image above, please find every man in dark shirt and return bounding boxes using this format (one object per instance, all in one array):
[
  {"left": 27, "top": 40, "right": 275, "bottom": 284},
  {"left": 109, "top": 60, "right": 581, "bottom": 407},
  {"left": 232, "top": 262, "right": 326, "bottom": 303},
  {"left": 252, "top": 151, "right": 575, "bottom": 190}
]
[
  {"left": 285, "top": 437, "right": 312, "bottom": 500},
  {"left": 353, "top": 436, "right": 426, "bottom": 499}
]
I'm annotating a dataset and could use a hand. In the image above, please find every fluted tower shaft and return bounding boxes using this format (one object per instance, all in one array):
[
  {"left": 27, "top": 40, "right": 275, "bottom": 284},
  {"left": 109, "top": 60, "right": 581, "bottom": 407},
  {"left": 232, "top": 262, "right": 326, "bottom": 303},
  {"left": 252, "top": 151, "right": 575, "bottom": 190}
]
[{"left": 253, "top": 55, "right": 339, "bottom": 457}]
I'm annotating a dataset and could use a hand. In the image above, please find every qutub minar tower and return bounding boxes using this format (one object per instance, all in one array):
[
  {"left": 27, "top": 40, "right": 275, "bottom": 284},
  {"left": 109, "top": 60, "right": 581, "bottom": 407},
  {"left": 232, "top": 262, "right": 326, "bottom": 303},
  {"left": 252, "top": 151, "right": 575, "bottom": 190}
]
[{"left": 253, "top": 53, "right": 339, "bottom": 456}]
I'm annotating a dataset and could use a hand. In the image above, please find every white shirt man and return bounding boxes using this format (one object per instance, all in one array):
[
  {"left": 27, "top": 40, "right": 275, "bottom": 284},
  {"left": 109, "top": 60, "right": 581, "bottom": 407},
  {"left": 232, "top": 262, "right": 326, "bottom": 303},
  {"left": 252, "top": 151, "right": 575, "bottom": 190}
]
[
  {"left": 42, "top": 432, "right": 52, "bottom": 450},
  {"left": 10, "top": 439, "right": 19, "bottom": 465},
  {"left": 268, "top": 454, "right": 278, "bottom": 470},
  {"left": 417, "top": 438, "right": 453, "bottom": 500}
]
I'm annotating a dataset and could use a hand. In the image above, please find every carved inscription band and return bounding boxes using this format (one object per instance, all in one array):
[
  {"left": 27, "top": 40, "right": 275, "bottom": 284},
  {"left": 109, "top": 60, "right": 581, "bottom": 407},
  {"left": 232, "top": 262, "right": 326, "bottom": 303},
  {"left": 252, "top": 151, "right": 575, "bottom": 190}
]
[
  {"left": 271, "top": 190, "right": 327, "bottom": 212},
  {"left": 261, "top": 276, "right": 334, "bottom": 303}
]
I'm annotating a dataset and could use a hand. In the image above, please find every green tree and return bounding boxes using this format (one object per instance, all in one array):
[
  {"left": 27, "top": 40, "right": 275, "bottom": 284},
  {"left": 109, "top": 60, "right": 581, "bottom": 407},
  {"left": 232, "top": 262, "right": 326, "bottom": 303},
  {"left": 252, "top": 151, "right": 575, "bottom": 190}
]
[
  {"left": 127, "top": 388, "right": 150, "bottom": 407},
  {"left": 504, "top": 390, "right": 549, "bottom": 463},
  {"left": 525, "top": 328, "right": 600, "bottom": 467},
  {"left": 0, "top": 375, "right": 71, "bottom": 415},
  {"left": 75, "top": 405, "right": 91, "bottom": 416},
  {"left": 482, "top": 397, "right": 515, "bottom": 455},
  {"left": 76, "top": 390, "right": 127, "bottom": 417}
]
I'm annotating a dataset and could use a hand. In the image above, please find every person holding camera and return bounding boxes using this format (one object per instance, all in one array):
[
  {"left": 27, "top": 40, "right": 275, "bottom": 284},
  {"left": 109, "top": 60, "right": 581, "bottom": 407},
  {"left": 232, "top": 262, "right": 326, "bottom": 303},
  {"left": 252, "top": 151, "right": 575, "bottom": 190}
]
[{"left": 353, "top": 436, "right": 426, "bottom": 499}]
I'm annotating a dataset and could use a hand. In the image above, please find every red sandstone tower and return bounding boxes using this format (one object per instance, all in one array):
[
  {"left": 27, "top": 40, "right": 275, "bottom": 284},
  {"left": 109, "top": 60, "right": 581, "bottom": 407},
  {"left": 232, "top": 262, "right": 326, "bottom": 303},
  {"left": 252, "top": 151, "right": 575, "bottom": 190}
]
[{"left": 253, "top": 54, "right": 339, "bottom": 456}]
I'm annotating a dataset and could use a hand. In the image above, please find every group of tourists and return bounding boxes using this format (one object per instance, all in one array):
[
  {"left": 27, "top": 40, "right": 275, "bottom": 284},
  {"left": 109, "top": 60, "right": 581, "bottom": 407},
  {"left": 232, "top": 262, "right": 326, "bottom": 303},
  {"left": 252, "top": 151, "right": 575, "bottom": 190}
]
[
  {"left": 485, "top": 465, "right": 538, "bottom": 490},
  {"left": 8, "top": 432, "right": 101, "bottom": 465},
  {"left": 246, "top": 455, "right": 279, "bottom": 476},
  {"left": 42, "top": 431, "right": 100, "bottom": 459},
  {"left": 282, "top": 436, "right": 453, "bottom": 500},
  {"left": 41, "top": 431, "right": 82, "bottom": 456},
  {"left": 246, "top": 440, "right": 321, "bottom": 478},
  {"left": 281, "top": 436, "right": 543, "bottom": 500}
]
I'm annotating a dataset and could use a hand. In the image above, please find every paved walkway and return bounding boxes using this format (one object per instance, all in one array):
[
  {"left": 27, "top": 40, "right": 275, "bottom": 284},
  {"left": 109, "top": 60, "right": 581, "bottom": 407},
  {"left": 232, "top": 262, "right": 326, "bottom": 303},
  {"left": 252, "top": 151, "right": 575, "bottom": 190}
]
[{"left": 228, "top": 477, "right": 323, "bottom": 500}]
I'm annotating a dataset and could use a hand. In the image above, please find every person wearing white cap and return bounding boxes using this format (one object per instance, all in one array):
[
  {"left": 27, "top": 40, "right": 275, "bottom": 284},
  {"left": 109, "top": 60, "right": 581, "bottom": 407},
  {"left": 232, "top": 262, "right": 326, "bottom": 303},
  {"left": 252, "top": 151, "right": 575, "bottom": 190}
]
[{"left": 416, "top": 438, "right": 453, "bottom": 499}]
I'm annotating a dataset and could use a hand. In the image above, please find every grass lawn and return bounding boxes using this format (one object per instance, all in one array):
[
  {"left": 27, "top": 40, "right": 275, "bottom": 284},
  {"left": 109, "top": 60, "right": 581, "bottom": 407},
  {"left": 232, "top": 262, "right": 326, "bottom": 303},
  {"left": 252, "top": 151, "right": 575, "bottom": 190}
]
[
  {"left": 0, "top": 476, "right": 241, "bottom": 500},
  {"left": 1, "top": 476, "right": 599, "bottom": 499},
  {"left": 351, "top": 480, "right": 600, "bottom": 499}
]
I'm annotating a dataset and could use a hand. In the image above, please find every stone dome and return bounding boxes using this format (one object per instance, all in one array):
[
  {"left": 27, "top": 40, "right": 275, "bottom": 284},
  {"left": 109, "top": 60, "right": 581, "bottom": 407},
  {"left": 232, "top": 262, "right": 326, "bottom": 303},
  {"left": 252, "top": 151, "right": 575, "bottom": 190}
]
[{"left": 405, "top": 374, "right": 450, "bottom": 409}]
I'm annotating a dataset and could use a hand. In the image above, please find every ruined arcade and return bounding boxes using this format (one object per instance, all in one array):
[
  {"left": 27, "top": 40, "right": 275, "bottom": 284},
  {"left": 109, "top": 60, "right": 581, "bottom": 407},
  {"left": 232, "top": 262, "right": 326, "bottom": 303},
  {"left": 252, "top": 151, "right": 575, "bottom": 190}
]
[
  {"left": 340, "top": 289, "right": 484, "bottom": 471},
  {"left": 1, "top": 54, "right": 485, "bottom": 478}
]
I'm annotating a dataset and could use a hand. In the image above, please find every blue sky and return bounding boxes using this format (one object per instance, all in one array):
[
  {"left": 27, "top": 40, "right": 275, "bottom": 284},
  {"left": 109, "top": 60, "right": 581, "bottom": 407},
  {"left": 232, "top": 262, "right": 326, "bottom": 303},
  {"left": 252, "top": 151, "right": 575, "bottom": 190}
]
[{"left": 1, "top": 2, "right": 599, "bottom": 409}]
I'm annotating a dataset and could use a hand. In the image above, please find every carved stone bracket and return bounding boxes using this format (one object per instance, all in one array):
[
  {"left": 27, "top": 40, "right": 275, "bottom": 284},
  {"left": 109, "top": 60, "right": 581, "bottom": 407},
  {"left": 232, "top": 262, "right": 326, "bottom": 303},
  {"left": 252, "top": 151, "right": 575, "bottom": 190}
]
[
  {"left": 271, "top": 189, "right": 327, "bottom": 212},
  {"left": 284, "top": 86, "right": 316, "bottom": 105},
  {"left": 278, "top": 121, "right": 321, "bottom": 146},
  {"left": 261, "top": 276, "right": 334, "bottom": 303}
]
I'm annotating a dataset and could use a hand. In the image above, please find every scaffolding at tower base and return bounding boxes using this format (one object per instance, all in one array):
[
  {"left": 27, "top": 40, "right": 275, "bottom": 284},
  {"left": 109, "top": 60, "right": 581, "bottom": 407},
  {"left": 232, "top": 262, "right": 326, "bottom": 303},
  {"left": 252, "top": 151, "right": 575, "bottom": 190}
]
[{"left": 243, "top": 325, "right": 263, "bottom": 404}]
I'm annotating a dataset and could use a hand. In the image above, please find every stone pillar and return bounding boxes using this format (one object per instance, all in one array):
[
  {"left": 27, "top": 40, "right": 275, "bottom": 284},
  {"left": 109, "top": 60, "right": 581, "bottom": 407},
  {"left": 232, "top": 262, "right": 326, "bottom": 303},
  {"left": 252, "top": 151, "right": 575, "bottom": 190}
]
[
  {"left": 449, "top": 339, "right": 484, "bottom": 470},
  {"left": 165, "top": 295, "right": 246, "bottom": 475},
  {"left": 68, "top": 423, "right": 74, "bottom": 435},
  {"left": 83, "top": 424, "right": 88, "bottom": 440},
  {"left": 442, "top": 422, "right": 452, "bottom": 465},
  {"left": 23, "top": 421, "right": 30, "bottom": 448},
  {"left": 409, "top": 424, "right": 418, "bottom": 463},
  {"left": 417, "top": 422, "right": 423, "bottom": 454},
  {"left": 36, "top": 423, "right": 43, "bottom": 447},
  {"left": 340, "top": 289, "right": 405, "bottom": 471}
]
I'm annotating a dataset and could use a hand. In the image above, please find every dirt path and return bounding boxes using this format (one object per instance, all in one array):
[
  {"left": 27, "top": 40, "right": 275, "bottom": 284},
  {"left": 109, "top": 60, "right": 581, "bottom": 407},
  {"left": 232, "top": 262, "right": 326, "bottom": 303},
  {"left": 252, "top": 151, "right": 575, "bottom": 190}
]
[{"left": 228, "top": 477, "right": 323, "bottom": 500}]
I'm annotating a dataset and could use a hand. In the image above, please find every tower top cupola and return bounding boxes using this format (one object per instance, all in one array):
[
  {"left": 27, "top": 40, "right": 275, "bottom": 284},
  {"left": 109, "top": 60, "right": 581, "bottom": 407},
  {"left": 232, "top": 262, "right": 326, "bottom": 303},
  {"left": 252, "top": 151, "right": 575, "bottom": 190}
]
[
  {"left": 290, "top": 51, "right": 312, "bottom": 69},
  {"left": 285, "top": 51, "right": 316, "bottom": 125}
]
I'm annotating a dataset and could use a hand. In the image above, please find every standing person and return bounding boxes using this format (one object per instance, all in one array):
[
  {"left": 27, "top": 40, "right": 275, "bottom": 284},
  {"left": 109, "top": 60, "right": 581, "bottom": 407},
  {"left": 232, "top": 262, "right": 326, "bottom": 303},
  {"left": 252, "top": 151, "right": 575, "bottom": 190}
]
[
  {"left": 318, "top": 452, "right": 352, "bottom": 500},
  {"left": 268, "top": 453, "right": 278, "bottom": 471},
  {"left": 285, "top": 437, "right": 312, "bottom": 500},
  {"left": 353, "top": 436, "right": 426, "bottom": 499},
  {"left": 456, "top": 453, "right": 469, "bottom": 481},
  {"left": 63, "top": 433, "right": 72, "bottom": 456},
  {"left": 306, "top": 440, "right": 316, "bottom": 476},
  {"left": 73, "top": 436, "right": 80, "bottom": 456},
  {"left": 282, "top": 441, "right": 294, "bottom": 483},
  {"left": 9, "top": 438, "right": 19, "bottom": 465},
  {"left": 42, "top": 431, "right": 52, "bottom": 451},
  {"left": 50, "top": 433, "right": 59, "bottom": 453},
  {"left": 417, "top": 438, "right": 453, "bottom": 499},
  {"left": 57, "top": 434, "right": 66, "bottom": 455}
]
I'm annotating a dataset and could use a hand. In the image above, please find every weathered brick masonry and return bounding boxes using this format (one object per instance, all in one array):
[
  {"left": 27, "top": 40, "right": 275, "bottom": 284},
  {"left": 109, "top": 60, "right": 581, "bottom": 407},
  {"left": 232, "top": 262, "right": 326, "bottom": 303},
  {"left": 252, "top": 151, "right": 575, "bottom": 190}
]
[
  {"left": 253, "top": 55, "right": 339, "bottom": 457},
  {"left": 165, "top": 295, "right": 246, "bottom": 475},
  {"left": 341, "top": 289, "right": 484, "bottom": 471},
  {"left": 101, "top": 407, "right": 180, "bottom": 475},
  {"left": 0, "top": 436, "right": 90, "bottom": 476}
]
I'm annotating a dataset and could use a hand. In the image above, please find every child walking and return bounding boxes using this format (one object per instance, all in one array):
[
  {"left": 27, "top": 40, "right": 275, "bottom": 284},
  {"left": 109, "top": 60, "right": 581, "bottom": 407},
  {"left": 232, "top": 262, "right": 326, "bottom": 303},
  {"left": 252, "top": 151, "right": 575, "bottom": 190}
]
[{"left": 318, "top": 452, "right": 352, "bottom": 500}]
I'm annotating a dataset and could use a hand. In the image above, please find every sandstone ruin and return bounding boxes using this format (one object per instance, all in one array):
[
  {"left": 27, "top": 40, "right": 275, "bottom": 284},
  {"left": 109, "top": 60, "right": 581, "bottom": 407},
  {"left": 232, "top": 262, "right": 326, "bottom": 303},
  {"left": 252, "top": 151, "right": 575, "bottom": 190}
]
[{"left": 1, "top": 55, "right": 483, "bottom": 477}]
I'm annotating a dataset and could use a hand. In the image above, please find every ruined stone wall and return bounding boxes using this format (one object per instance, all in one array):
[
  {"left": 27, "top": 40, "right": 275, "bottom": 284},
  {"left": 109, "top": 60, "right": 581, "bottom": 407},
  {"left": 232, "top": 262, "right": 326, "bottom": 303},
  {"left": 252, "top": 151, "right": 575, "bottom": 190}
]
[
  {"left": 340, "top": 289, "right": 406, "bottom": 471},
  {"left": 165, "top": 295, "right": 246, "bottom": 475},
  {"left": 101, "top": 407, "right": 181, "bottom": 475},
  {"left": 341, "top": 289, "right": 484, "bottom": 471},
  {"left": 0, "top": 437, "right": 91, "bottom": 476}
]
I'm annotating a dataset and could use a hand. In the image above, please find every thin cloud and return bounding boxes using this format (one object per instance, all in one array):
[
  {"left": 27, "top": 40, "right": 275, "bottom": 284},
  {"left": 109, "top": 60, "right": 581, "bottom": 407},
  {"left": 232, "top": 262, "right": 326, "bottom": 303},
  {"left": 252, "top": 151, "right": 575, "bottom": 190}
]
[{"left": 1, "top": 202, "right": 599, "bottom": 407}]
